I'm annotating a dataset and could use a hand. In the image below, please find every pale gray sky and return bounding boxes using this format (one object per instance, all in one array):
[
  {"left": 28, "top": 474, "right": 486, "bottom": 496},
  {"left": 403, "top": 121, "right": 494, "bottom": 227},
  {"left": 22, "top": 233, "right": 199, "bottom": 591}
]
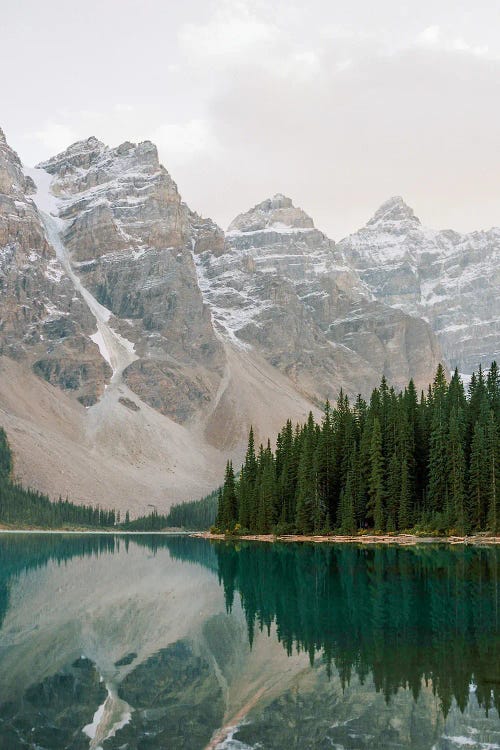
[{"left": 2, "top": 0, "right": 499, "bottom": 238}]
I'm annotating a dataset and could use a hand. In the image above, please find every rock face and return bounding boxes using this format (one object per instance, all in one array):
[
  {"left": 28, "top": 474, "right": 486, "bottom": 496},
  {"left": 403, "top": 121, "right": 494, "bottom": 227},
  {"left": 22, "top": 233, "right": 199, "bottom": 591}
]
[
  {"left": 37, "top": 137, "right": 224, "bottom": 422},
  {"left": 339, "top": 196, "right": 500, "bottom": 374},
  {"left": 0, "top": 128, "right": 110, "bottom": 406},
  {"left": 195, "top": 194, "right": 442, "bottom": 399},
  {"left": 0, "top": 127, "right": 447, "bottom": 509}
]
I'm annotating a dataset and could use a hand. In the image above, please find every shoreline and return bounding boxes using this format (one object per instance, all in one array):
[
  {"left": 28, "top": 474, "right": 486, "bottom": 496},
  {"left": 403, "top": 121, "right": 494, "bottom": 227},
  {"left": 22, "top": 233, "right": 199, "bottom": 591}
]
[
  {"left": 0, "top": 527, "right": 498, "bottom": 544},
  {"left": 0, "top": 527, "right": 188, "bottom": 535},
  {"left": 191, "top": 531, "right": 500, "bottom": 546}
]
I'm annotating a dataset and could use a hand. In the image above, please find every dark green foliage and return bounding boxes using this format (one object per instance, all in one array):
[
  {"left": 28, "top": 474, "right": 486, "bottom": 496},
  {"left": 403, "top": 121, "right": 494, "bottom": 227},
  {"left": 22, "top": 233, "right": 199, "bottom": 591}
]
[
  {"left": 0, "top": 428, "right": 12, "bottom": 482},
  {"left": 368, "top": 418, "right": 385, "bottom": 530},
  {"left": 0, "top": 427, "right": 119, "bottom": 529},
  {"left": 215, "top": 461, "right": 238, "bottom": 531},
  {"left": 166, "top": 490, "right": 219, "bottom": 530},
  {"left": 212, "top": 363, "right": 500, "bottom": 535}
]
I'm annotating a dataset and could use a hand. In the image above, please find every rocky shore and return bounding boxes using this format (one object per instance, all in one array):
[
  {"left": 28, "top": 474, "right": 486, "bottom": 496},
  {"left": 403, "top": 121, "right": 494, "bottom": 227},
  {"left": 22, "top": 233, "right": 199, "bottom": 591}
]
[{"left": 191, "top": 531, "right": 500, "bottom": 545}]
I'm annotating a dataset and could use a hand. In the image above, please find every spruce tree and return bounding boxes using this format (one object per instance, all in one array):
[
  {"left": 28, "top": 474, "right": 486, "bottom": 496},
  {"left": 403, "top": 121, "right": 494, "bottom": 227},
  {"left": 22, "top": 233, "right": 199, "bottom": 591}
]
[
  {"left": 339, "top": 445, "right": 358, "bottom": 533},
  {"left": 238, "top": 427, "right": 257, "bottom": 528},
  {"left": 448, "top": 406, "right": 467, "bottom": 533},
  {"left": 315, "top": 401, "right": 335, "bottom": 527},
  {"left": 469, "top": 423, "right": 488, "bottom": 530},
  {"left": 486, "top": 412, "right": 500, "bottom": 534},
  {"left": 368, "top": 418, "right": 385, "bottom": 531},
  {"left": 295, "top": 413, "right": 317, "bottom": 534},
  {"left": 220, "top": 462, "right": 238, "bottom": 530},
  {"left": 428, "top": 364, "right": 449, "bottom": 517},
  {"left": 386, "top": 450, "right": 400, "bottom": 532},
  {"left": 487, "top": 361, "right": 500, "bottom": 423}
]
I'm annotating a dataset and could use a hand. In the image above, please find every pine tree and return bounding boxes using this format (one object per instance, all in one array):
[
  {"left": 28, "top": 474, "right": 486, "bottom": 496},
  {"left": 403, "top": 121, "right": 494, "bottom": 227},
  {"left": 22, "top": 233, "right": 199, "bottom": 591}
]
[
  {"left": 448, "top": 406, "right": 467, "bottom": 533},
  {"left": 487, "top": 361, "right": 500, "bottom": 423},
  {"left": 486, "top": 412, "right": 500, "bottom": 534},
  {"left": 295, "top": 413, "right": 317, "bottom": 534},
  {"left": 399, "top": 453, "right": 412, "bottom": 530},
  {"left": 277, "top": 420, "right": 296, "bottom": 525},
  {"left": 386, "top": 450, "right": 400, "bottom": 532},
  {"left": 219, "top": 462, "right": 238, "bottom": 531},
  {"left": 339, "top": 444, "right": 358, "bottom": 533},
  {"left": 469, "top": 423, "right": 488, "bottom": 530},
  {"left": 257, "top": 443, "right": 277, "bottom": 532},
  {"left": 215, "top": 487, "right": 224, "bottom": 529},
  {"left": 238, "top": 427, "right": 257, "bottom": 528},
  {"left": 368, "top": 418, "right": 385, "bottom": 531},
  {"left": 0, "top": 428, "right": 12, "bottom": 480},
  {"left": 315, "top": 401, "right": 335, "bottom": 527},
  {"left": 428, "top": 364, "right": 449, "bottom": 517}
]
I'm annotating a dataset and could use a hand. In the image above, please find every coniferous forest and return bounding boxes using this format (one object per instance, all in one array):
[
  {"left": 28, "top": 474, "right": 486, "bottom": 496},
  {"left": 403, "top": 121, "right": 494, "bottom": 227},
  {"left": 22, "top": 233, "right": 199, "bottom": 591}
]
[
  {"left": 0, "top": 427, "right": 118, "bottom": 528},
  {"left": 215, "top": 363, "right": 500, "bottom": 536}
]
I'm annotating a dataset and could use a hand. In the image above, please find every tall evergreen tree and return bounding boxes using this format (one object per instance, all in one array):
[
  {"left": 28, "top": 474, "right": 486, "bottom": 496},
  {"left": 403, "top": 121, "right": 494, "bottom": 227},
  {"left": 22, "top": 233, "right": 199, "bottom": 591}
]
[
  {"left": 238, "top": 427, "right": 257, "bottom": 528},
  {"left": 295, "top": 413, "right": 317, "bottom": 534},
  {"left": 220, "top": 461, "right": 238, "bottom": 530},
  {"left": 428, "top": 364, "right": 449, "bottom": 516},
  {"left": 486, "top": 412, "right": 500, "bottom": 534},
  {"left": 448, "top": 406, "right": 467, "bottom": 533},
  {"left": 469, "top": 423, "right": 488, "bottom": 530},
  {"left": 368, "top": 418, "right": 385, "bottom": 531}
]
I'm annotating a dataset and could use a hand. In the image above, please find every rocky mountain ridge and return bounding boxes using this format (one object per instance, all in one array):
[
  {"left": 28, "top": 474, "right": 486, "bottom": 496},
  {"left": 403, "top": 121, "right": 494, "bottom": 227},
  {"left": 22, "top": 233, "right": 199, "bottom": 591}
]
[
  {"left": 195, "top": 193, "right": 442, "bottom": 399},
  {"left": 339, "top": 195, "right": 500, "bottom": 374},
  {"left": 0, "top": 127, "right": 450, "bottom": 509},
  {"left": 0, "top": 128, "right": 111, "bottom": 406}
]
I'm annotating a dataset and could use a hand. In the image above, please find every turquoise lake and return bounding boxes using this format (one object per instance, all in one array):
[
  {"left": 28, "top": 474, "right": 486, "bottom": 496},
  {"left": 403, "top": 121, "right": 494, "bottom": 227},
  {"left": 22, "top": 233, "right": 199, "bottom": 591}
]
[{"left": 0, "top": 534, "right": 499, "bottom": 749}]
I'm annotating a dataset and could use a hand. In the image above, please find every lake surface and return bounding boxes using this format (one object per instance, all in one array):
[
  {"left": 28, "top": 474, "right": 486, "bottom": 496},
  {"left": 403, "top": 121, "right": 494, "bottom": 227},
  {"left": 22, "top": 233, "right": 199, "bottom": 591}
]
[{"left": 0, "top": 534, "right": 499, "bottom": 749}]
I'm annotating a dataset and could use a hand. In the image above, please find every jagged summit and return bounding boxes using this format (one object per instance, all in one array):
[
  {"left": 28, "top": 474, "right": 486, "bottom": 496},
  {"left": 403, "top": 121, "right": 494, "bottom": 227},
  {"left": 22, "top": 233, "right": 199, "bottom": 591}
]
[
  {"left": 228, "top": 194, "right": 315, "bottom": 234},
  {"left": 0, "top": 127, "right": 6, "bottom": 144},
  {"left": 0, "top": 122, "right": 447, "bottom": 510},
  {"left": 37, "top": 136, "right": 161, "bottom": 176},
  {"left": 37, "top": 135, "right": 106, "bottom": 173},
  {"left": 367, "top": 196, "right": 420, "bottom": 227}
]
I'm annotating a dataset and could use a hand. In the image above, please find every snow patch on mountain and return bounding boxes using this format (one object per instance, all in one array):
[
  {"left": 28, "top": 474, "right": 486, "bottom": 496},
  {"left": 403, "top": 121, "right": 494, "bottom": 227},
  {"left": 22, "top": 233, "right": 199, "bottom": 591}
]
[
  {"left": 339, "top": 199, "right": 500, "bottom": 373},
  {"left": 26, "top": 164, "right": 137, "bottom": 381}
]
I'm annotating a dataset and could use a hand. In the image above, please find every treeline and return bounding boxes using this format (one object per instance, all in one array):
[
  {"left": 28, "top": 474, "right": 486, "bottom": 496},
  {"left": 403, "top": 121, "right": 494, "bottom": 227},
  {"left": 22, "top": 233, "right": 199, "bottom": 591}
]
[
  {"left": 166, "top": 490, "right": 219, "bottom": 530},
  {"left": 120, "top": 491, "right": 220, "bottom": 531},
  {"left": 120, "top": 509, "right": 167, "bottom": 531},
  {"left": 0, "top": 427, "right": 119, "bottom": 528},
  {"left": 215, "top": 363, "right": 500, "bottom": 535}
]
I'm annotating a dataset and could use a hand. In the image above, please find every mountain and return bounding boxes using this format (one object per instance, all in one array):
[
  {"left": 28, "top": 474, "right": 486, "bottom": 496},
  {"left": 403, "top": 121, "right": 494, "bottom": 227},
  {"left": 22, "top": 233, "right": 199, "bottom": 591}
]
[
  {"left": 338, "top": 196, "right": 500, "bottom": 374},
  {"left": 0, "top": 128, "right": 444, "bottom": 511},
  {"left": 0, "top": 127, "right": 111, "bottom": 406},
  {"left": 195, "top": 193, "right": 442, "bottom": 400}
]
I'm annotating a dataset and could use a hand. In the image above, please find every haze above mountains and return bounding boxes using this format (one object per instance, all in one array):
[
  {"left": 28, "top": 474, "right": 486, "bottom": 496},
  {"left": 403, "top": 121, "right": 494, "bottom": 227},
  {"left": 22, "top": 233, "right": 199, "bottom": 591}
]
[{"left": 0, "top": 126, "right": 498, "bottom": 512}]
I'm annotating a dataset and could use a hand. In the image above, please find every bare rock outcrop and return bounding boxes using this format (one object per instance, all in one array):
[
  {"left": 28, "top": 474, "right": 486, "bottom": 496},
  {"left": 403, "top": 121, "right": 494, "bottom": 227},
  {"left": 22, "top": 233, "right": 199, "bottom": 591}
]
[
  {"left": 194, "top": 194, "right": 443, "bottom": 399},
  {"left": 339, "top": 196, "right": 500, "bottom": 374},
  {"left": 0, "top": 128, "right": 449, "bottom": 509},
  {"left": 37, "top": 137, "right": 225, "bottom": 421},
  {"left": 0, "top": 130, "right": 110, "bottom": 405}
]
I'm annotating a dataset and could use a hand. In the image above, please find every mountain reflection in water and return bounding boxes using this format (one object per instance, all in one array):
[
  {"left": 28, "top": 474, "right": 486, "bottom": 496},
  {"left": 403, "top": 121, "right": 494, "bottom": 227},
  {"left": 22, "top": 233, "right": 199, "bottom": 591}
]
[{"left": 0, "top": 533, "right": 498, "bottom": 749}]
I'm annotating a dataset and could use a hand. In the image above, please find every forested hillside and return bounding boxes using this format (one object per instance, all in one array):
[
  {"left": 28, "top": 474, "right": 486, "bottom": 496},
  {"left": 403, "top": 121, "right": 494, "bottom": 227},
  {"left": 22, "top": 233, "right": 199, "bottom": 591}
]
[
  {"left": 0, "top": 427, "right": 118, "bottom": 528},
  {"left": 166, "top": 490, "right": 219, "bottom": 530},
  {"left": 215, "top": 363, "right": 500, "bottom": 535}
]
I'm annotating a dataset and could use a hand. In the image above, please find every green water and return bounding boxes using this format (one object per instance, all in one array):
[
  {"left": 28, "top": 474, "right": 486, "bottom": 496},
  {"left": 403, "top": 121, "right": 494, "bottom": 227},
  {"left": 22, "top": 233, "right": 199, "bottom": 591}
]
[{"left": 0, "top": 534, "right": 498, "bottom": 749}]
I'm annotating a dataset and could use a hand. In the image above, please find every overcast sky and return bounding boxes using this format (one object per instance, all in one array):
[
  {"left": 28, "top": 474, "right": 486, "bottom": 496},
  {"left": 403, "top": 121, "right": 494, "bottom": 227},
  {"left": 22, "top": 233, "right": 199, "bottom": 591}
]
[{"left": 2, "top": 0, "right": 499, "bottom": 238}]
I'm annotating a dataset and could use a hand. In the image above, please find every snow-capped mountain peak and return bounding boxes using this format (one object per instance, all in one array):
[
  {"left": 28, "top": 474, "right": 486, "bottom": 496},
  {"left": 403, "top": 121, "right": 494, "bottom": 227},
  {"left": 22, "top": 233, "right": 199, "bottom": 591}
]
[
  {"left": 366, "top": 196, "right": 420, "bottom": 228},
  {"left": 227, "top": 194, "right": 315, "bottom": 235},
  {"left": 339, "top": 199, "right": 500, "bottom": 374}
]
